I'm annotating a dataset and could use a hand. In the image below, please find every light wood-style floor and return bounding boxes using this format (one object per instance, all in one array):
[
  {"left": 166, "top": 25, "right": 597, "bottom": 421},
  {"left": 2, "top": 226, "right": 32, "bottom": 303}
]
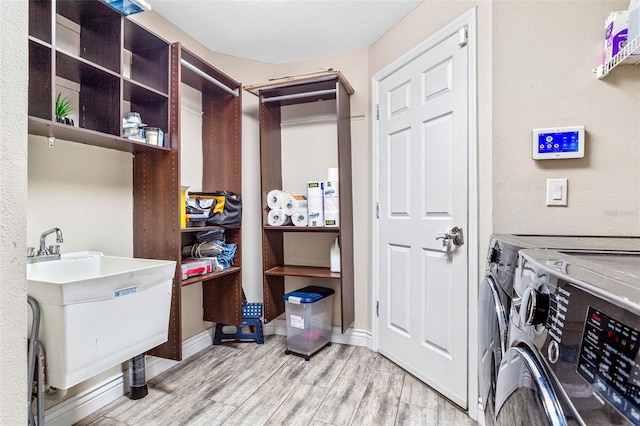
[{"left": 75, "top": 335, "right": 477, "bottom": 426}]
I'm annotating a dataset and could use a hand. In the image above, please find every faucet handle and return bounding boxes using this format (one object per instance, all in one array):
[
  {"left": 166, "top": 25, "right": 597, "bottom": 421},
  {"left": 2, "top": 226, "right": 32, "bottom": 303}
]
[
  {"left": 48, "top": 245, "right": 60, "bottom": 255},
  {"left": 27, "top": 247, "right": 35, "bottom": 257}
]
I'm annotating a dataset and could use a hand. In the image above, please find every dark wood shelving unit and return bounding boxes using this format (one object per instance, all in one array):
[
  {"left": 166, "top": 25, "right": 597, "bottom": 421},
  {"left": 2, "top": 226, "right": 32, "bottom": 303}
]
[
  {"left": 247, "top": 72, "right": 355, "bottom": 333},
  {"left": 137, "top": 43, "right": 243, "bottom": 361},
  {"left": 28, "top": 1, "right": 243, "bottom": 362},
  {"left": 28, "top": 0, "right": 170, "bottom": 152}
]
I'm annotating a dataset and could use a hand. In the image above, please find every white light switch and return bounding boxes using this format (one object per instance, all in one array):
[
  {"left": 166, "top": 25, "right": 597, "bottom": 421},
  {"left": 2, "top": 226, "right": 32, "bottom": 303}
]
[{"left": 546, "top": 179, "right": 568, "bottom": 206}]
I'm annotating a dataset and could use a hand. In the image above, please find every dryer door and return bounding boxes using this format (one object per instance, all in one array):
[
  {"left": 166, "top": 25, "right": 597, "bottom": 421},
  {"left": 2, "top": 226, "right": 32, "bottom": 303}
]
[
  {"left": 479, "top": 275, "right": 509, "bottom": 424},
  {"left": 495, "top": 346, "right": 573, "bottom": 426}
]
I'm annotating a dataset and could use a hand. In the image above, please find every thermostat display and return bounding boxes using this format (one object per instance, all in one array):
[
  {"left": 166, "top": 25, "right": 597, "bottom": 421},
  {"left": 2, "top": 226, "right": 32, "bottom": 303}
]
[{"left": 532, "top": 126, "right": 585, "bottom": 160}]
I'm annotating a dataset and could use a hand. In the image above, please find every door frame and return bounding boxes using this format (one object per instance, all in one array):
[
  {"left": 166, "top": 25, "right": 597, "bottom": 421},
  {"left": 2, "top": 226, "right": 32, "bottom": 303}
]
[{"left": 371, "top": 7, "right": 479, "bottom": 419}]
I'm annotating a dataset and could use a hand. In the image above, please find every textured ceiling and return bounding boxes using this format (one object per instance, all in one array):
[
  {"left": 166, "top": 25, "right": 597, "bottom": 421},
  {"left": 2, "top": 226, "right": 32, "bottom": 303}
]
[{"left": 148, "top": 0, "right": 422, "bottom": 64}]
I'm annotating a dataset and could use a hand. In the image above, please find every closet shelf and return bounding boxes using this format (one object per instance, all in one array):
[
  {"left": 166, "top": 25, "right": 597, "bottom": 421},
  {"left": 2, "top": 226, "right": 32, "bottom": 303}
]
[
  {"left": 243, "top": 70, "right": 354, "bottom": 96},
  {"left": 28, "top": 35, "right": 51, "bottom": 49},
  {"left": 181, "top": 266, "right": 241, "bottom": 287},
  {"left": 123, "top": 77, "right": 170, "bottom": 99},
  {"left": 56, "top": 48, "right": 120, "bottom": 78},
  {"left": 181, "top": 225, "right": 225, "bottom": 234},
  {"left": 594, "top": 33, "right": 640, "bottom": 78},
  {"left": 265, "top": 265, "right": 341, "bottom": 279},
  {"left": 28, "top": 116, "right": 170, "bottom": 153},
  {"left": 263, "top": 226, "right": 340, "bottom": 232}
]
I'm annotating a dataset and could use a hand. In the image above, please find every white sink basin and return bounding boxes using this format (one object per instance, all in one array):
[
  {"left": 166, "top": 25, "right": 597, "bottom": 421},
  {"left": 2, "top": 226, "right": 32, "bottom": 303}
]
[{"left": 27, "top": 252, "right": 176, "bottom": 389}]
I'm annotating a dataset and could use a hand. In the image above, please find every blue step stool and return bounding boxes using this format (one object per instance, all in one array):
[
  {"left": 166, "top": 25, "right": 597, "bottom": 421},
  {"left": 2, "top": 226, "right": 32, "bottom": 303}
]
[{"left": 213, "top": 301, "right": 264, "bottom": 344}]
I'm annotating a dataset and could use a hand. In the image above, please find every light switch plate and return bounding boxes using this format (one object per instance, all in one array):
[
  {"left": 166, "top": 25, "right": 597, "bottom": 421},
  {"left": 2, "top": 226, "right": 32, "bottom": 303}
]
[{"left": 546, "top": 178, "right": 568, "bottom": 206}]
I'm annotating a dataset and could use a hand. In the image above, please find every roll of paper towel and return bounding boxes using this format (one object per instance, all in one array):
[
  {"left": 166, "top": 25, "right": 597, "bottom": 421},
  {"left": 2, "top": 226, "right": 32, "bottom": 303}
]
[
  {"left": 291, "top": 208, "right": 308, "bottom": 227},
  {"left": 324, "top": 197, "right": 339, "bottom": 227},
  {"left": 324, "top": 196, "right": 339, "bottom": 211},
  {"left": 307, "top": 197, "right": 324, "bottom": 227},
  {"left": 324, "top": 180, "right": 339, "bottom": 197},
  {"left": 328, "top": 167, "right": 339, "bottom": 182},
  {"left": 283, "top": 195, "right": 307, "bottom": 216},
  {"left": 307, "top": 181, "right": 324, "bottom": 198},
  {"left": 267, "top": 189, "right": 287, "bottom": 210},
  {"left": 307, "top": 181, "right": 324, "bottom": 227},
  {"left": 324, "top": 211, "right": 339, "bottom": 227},
  {"left": 267, "top": 209, "right": 291, "bottom": 226}
]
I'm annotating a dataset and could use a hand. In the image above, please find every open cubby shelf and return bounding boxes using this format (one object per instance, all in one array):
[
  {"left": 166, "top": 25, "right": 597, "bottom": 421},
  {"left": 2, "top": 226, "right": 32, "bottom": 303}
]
[{"left": 28, "top": 0, "right": 170, "bottom": 152}]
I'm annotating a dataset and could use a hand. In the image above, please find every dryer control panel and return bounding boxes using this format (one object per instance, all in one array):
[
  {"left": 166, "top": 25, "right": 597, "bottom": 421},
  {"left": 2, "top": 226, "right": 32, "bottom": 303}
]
[{"left": 578, "top": 307, "right": 640, "bottom": 424}]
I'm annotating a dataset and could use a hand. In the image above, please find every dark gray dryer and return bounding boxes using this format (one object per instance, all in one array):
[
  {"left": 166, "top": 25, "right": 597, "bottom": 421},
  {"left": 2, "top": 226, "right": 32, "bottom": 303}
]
[
  {"left": 495, "top": 248, "right": 640, "bottom": 426},
  {"left": 479, "top": 235, "right": 640, "bottom": 425}
]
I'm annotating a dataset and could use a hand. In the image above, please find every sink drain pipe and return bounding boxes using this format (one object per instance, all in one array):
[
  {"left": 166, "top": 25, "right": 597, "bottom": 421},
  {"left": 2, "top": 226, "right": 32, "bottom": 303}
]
[{"left": 128, "top": 354, "right": 148, "bottom": 399}]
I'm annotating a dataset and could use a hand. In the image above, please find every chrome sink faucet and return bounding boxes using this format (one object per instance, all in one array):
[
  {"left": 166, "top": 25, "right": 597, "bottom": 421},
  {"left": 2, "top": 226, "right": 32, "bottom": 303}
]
[
  {"left": 28, "top": 228, "right": 63, "bottom": 263},
  {"left": 38, "top": 228, "right": 63, "bottom": 255}
]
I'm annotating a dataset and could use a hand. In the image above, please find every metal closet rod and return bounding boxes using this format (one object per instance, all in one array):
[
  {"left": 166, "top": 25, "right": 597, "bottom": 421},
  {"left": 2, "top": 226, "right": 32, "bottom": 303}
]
[
  {"left": 261, "top": 89, "right": 336, "bottom": 103},
  {"left": 180, "top": 59, "right": 239, "bottom": 97}
]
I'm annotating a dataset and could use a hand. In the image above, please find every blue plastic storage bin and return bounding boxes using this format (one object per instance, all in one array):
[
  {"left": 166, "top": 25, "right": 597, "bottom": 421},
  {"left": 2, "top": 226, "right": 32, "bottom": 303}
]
[{"left": 283, "top": 286, "right": 334, "bottom": 360}]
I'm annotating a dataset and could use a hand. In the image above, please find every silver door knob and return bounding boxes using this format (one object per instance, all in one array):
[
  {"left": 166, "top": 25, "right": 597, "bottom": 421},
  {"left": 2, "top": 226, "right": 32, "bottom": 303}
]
[{"left": 436, "top": 226, "right": 464, "bottom": 246}]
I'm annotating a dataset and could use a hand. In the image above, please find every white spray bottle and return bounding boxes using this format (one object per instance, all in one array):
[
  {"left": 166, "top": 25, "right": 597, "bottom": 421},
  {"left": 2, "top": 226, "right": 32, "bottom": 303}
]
[{"left": 330, "top": 236, "right": 340, "bottom": 273}]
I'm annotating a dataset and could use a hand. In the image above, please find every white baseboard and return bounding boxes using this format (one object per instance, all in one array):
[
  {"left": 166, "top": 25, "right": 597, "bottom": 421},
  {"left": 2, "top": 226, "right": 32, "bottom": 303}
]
[
  {"left": 145, "top": 328, "right": 214, "bottom": 380},
  {"left": 44, "top": 324, "right": 371, "bottom": 425},
  {"left": 44, "top": 373, "right": 124, "bottom": 426}
]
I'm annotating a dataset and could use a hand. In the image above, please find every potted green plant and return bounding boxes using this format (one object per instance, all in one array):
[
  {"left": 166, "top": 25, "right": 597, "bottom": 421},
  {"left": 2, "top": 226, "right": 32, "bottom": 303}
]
[{"left": 55, "top": 93, "right": 74, "bottom": 126}]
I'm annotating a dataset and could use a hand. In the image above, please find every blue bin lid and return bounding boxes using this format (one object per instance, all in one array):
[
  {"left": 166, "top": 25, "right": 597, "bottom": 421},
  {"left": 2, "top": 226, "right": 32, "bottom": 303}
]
[{"left": 283, "top": 286, "right": 335, "bottom": 303}]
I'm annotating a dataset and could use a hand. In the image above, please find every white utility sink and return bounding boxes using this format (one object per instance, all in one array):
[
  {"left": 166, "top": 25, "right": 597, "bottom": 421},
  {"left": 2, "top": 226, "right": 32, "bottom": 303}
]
[{"left": 27, "top": 252, "right": 176, "bottom": 390}]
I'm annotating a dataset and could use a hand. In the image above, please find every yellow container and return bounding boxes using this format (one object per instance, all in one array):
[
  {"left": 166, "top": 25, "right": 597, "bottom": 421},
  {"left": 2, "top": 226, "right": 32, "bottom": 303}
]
[{"left": 180, "top": 186, "right": 189, "bottom": 228}]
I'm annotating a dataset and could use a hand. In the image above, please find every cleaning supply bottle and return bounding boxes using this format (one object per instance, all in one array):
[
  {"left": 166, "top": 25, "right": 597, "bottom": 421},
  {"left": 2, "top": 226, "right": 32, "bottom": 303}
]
[{"left": 330, "top": 237, "right": 340, "bottom": 273}]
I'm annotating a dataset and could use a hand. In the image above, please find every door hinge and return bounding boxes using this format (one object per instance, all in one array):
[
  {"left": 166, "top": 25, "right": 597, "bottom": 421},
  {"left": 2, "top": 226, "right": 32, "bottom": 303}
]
[
  {"left": 376, "top": 104, "right": 380, "bottom": 120},
  {"left": 376, "top": 202, "right": 379, "bottom": 219},
  {"left": 458, "top": 27, "right": 468, "bottom": 47},
  {"left": 376, "top": 301, "right": 379, "bottom": 317}
]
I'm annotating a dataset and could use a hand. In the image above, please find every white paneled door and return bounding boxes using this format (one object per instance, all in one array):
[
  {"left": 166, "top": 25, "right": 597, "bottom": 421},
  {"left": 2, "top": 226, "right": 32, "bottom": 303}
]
[{"left": 375, "top": 25, "right": 469, "bottom": 408}]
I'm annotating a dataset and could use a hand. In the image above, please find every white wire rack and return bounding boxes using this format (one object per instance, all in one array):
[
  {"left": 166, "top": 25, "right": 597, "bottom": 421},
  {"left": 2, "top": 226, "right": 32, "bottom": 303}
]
[{"left": 594, "top": 33, "right": 640, "bottom": 79}]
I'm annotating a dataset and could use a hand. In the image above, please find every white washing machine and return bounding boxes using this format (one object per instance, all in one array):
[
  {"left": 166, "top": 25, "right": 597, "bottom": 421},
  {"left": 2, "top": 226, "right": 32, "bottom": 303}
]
[
  {"left": 480, "top": 235, "right": 640, "bottom": 425},
  {"left": 495, "top": 248, "right": 640, "bottom": 425}
]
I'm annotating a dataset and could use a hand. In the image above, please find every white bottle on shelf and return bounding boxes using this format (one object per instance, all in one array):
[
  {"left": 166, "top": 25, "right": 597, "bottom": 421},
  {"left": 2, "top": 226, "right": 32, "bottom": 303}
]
[{"left": 330, "top": 237, "right": 340, "bottom": 273}]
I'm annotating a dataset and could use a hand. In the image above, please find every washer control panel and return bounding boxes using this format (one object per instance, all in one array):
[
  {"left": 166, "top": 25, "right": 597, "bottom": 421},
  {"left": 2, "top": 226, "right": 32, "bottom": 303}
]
[{"left": 578, "top": 307, "right": 640, "bottom": 424}]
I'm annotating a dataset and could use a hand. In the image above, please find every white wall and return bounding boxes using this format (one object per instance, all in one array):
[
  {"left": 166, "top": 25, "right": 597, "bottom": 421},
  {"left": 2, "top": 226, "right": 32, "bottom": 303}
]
[
  {"left": 493, "top": 1, "right": 640, "bottom": 235},
  {"left": 27, "top": 138, "right": 134, "bottom": 255},
  {"left": 0, "top": 1, "right": 28, "bottom": 424}
]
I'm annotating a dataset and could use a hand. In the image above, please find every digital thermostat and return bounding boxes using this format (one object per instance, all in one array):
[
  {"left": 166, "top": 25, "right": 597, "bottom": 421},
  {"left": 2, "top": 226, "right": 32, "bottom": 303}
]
[{"left": 532, "top": 126, "right": 585, "bottom": 160}]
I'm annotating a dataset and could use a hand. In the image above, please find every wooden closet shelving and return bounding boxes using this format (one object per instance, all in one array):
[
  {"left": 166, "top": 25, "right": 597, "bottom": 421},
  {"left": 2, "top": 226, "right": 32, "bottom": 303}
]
[
  {"left": 28, "top": 0, "right": 244, "bottom": 361},
  {"left": 246, "top": 71, "right": 355, "bottom": 333}
]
